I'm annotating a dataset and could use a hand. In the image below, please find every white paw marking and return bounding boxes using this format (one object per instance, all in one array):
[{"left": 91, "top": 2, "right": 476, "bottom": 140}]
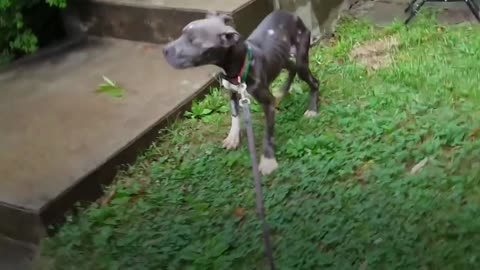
[
  {"left": 259, "top": 156, "right": 279, "bottom": 175},
  {"left": 268, "top": 29, "right": 275, "bottom": 35},
  {"left": 304, "top": 110, "right": 318, "bottom": 118},
  {"left": 223, "top": 116, "right": 240, "bottom": 150}
]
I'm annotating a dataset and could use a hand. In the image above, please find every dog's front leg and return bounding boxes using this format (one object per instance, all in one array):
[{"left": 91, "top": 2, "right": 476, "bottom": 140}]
[
  {"left": 223, "top": 91, "right": 241, "bottom": 150},
  {"left": 254, "top": 89, "right": 278, "bottom": 175}
]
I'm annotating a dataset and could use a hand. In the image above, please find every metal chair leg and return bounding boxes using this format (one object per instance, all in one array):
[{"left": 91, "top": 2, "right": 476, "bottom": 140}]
[
  {"left": 404, "top": 0, "right": 427, "bottom": 24},
  {"left": 465, "top": 0, "right": 480, "bottom": 22},
  {"left": 404, "top": 0, "right": 480, "bottom": 25},
  {"left": 404, "top": 0, "right": 418, "bottom": 13}
]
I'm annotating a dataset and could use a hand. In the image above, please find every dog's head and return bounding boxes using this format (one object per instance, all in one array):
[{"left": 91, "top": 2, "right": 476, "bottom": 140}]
[{"left": 163, "top": 11, "right": 241, "bottom": 69}]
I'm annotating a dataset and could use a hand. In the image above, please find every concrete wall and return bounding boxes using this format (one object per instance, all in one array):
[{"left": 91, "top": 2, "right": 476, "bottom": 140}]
[{"left": 270, "top": 0, "right": 350, "bottom": 41}]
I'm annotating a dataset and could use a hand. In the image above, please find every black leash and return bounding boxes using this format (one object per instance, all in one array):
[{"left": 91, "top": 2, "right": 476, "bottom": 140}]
[{"left": 238, "top": 88, "right": 276, "bottom": 270}]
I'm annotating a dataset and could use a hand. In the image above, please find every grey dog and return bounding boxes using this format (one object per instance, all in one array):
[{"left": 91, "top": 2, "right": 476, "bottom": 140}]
[{"left": 163, "top": 10, "right": 320, "bottom": 175}]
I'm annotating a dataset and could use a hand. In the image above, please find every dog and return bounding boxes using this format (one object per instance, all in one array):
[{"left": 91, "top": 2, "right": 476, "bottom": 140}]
[{"left": 163, "top": 10, "right": 320, "bottom": 175}]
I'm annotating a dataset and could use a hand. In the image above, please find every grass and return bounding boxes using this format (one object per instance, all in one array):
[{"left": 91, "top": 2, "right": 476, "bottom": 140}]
[{"left": 40, "top": 13, "right": 480, "bottom": 269}]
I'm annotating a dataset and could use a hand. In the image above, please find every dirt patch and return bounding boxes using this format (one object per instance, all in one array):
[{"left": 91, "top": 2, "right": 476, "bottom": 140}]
[{"left": 350, "top": 35, "right": 399, "bottom": 70}]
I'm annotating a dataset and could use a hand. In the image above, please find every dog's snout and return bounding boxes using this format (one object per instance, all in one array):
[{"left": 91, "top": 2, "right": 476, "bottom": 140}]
[{"left": 163, "top": 46, "right": 175, "bottom": 57}]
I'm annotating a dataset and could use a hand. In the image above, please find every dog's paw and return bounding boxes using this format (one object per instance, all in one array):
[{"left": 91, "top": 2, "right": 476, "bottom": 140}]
[
  {"left": 259, "top": 156, "right": 278, "bottom": 175},
  {"left": 223, "top": 133, "right": 240, "bottom": 150},
  {"left": 304, "top": 110, "right": 318, "bottom": 118}
]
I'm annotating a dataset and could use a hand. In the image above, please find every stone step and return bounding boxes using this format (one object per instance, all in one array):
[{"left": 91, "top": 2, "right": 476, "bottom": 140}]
[
  {"left": 0, "top": 236, "right": 36, "bottom": 270},
  {"left": 66, "top": 0, "right": 272, "bottom": 44},
  {"left": 0, "top": 37, "right": 219, "bottom": 244}
]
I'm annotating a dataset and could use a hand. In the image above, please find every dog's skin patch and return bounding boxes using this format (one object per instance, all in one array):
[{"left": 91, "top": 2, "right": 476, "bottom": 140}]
[
  {"left": 223, "top": 116, "right": 241, "bottom": 149},
  {"left": 259, "top": 155, "right": 278, "bottom": 175},
  {"left": 304, "top": 110, "right": 318, "bottom": 118},
  {"left": 268, "top": 29, "right": 275, "bottom": 35}
]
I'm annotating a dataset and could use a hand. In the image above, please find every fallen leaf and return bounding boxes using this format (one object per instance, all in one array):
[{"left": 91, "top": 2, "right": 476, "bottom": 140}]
[
  {"left": 410, "top": 157, "right": 430, "bottom": 174},
  {"left": 143, "top": 44, "right": 156, "bottom": 52},
  {"left": 469, "top": 128, "right": 480, "bottom": 140},
  {"left": 129, "top": 191, "right": 145, "bottom": 203},
  {"left": 96, "top": 76, "right": 125, "bottom": 98},
  {"left": 101, "top": 189, "right": 116, "bottom": 206},
  {"left": 234, "top": 207, "right": 246, "bottom": 218}
]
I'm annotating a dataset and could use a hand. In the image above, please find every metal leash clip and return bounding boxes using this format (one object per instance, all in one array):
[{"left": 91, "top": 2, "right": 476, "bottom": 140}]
[{"left": 238, "top": 83, "right": 250, "bottom": 107}]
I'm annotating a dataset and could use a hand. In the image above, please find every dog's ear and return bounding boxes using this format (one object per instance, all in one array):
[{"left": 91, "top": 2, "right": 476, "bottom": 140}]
[
  {"left": 219, "top": 29, "right": 241, "bottom": 47},
  {"left": 206, "top": 11, "right": 234, "bottom": 26},
  {"left": 218, "top": 14, "right": 234, "bottom": 26},
  {"left": 206, "top": 10, "right": 219, "bottom": 18}
]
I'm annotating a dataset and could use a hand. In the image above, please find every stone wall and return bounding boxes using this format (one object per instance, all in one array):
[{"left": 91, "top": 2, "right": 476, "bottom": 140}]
[{"left": 270, "top": 0, "right": 351, "bottom": 41}]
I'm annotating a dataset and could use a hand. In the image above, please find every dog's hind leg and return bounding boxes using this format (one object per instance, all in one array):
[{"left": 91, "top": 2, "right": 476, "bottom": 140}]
[
  {"left": 295, "top": 28, "right": 320, "bottom": 117},
  {"left": 275, "top": 60, "right": 297, "bottom": 108}
]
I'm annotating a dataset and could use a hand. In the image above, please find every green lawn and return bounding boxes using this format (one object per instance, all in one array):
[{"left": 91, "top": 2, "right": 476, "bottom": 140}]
[{"left": 41, "top": 14, "right": 480, "bottom": 269}]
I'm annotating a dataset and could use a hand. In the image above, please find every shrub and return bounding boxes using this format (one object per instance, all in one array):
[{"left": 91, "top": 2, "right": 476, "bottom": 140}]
[{"left": 0, "top": 0, "right": 67, "bottom": 66}]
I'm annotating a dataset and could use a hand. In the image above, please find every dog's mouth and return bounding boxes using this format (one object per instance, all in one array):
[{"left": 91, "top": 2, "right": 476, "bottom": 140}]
[
  {"left": 163, "top": 47, "right": 220, "bottom": 70},
  {"left": 164, "top": 55, "right": 193, "bottom": 69},
  {"left": 163, "top": 44, "right": 193, "bottom": 69}
]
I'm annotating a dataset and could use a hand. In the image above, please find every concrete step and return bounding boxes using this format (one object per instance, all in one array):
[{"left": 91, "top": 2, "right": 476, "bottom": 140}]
[
  {"left": 0, "top": 236, "right": 36, "bottom": 270},
  {"left": 66, "top": 0, "right": 272, "bottom": 44},
  {"left": 0, "top": 37, "right": 219, "bottom": 244}
]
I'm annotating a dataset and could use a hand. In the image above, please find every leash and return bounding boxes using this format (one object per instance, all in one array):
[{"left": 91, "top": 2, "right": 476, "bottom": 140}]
[
  {"left": 239, "top": 87, "right": 276, "bottom": 270},
  {"left": 221, "top": 44, "right": 276, "bottom": 270}
]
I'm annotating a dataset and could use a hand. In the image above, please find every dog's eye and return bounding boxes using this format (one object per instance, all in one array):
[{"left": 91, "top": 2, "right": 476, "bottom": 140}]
[{"left": 189, "top": 37, "right": 201, "bottom": 47}]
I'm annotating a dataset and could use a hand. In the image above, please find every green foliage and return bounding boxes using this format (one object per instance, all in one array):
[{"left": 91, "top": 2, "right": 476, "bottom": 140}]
[
  {"left": 46, "top": 0, "right": 67, "bottom": 8},
  {"left": 184, "top": 88, "right": 229, "bottom": 119},
  {"left": 0, "top": 0, "right": 67, "bottom": 65},
  {"left": 41, "top": 13, "right": 480, "bottom": 269},
  {"left": 184, "top": 87, "right": 261, "bottom": 122}
]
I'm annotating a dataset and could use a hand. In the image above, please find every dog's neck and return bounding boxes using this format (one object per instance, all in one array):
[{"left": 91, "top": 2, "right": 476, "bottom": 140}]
[{"left": 220, "top": 41, "right": 250, "bottom": 81}]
